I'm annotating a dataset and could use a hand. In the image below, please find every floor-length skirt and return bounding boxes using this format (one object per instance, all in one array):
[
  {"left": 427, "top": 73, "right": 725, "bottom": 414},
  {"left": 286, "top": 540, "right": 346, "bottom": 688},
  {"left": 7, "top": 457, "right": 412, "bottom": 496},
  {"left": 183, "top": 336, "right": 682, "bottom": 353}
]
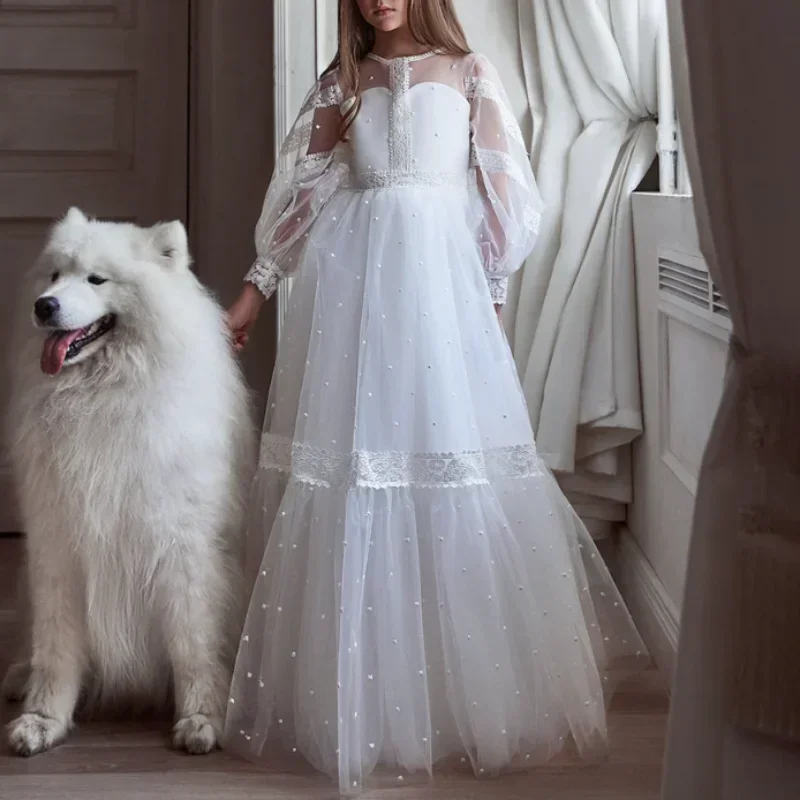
[{"left": 223, "top": 184, "right": 648, "bottom": 794}]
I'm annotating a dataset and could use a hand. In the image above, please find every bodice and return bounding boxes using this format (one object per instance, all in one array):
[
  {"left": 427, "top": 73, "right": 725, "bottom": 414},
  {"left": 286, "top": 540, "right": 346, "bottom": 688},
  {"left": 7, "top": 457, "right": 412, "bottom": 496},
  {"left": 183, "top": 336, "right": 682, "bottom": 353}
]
[{"left": 345, "top": 54, "right": 472, "bottom": 190}]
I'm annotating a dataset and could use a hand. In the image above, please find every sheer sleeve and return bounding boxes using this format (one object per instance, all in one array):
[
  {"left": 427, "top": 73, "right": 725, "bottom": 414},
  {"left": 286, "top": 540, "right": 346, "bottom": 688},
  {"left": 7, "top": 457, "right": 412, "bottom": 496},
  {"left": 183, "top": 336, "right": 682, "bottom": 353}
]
[
  {"left": 245, "top": 71, "right": 349, "bottom": 300},
  {"left": 466, "top": 55, "right": 543, "bottom": 305}
]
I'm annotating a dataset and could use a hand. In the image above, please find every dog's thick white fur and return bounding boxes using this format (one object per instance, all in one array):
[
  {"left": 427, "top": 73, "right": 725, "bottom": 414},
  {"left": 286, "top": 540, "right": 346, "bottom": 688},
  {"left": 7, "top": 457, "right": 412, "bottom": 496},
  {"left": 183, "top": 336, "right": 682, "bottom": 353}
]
[{"left": 3, "top": 209, "right": 255, "bottom": 756}]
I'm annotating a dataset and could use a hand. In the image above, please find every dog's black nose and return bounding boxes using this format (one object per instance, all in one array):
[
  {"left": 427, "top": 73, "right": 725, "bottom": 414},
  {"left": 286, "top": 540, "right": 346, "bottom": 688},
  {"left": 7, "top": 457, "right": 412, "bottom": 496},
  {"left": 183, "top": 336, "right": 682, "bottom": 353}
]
[{"left": 34, "top": 296, "right": 60, "bottom": 323}]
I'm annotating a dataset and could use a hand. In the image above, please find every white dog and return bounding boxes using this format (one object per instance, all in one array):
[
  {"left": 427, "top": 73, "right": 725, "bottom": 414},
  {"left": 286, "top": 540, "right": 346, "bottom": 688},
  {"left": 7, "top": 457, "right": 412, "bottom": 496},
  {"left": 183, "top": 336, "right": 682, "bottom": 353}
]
[{"left": 3, "top": 209, "right": 254, "bottom": 756}]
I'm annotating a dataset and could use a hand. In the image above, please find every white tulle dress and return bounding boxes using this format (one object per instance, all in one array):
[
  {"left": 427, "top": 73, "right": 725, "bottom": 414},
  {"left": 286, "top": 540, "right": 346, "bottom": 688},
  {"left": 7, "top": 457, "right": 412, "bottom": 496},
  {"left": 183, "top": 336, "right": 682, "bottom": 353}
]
[{"left": 223, "top": 51, "right": 648, "bottom": 794}]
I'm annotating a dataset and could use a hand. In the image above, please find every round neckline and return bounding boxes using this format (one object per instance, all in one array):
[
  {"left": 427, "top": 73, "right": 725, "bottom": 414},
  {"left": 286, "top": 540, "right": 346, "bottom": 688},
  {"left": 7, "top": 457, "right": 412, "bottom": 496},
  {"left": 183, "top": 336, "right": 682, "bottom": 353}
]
[{"left": 366, "top": 51, "right": 436, "bottom": 65}]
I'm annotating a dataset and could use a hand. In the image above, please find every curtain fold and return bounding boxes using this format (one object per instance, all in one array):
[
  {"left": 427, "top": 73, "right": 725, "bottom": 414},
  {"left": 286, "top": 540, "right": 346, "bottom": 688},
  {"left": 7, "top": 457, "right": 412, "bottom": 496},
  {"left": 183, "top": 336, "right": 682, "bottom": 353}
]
[
  {"left": 513, "top": 0, "right": 663, "bottom": 520},
  {"left": 663, "top": 0, "right": 800, "bottom": 798}
]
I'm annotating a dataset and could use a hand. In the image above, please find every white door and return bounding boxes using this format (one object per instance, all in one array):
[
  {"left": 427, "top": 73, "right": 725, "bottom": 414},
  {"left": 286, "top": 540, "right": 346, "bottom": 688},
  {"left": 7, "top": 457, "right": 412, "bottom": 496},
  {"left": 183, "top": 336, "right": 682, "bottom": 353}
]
[{"left": 0, "top": 0, "right": 190, "bottom": 531}]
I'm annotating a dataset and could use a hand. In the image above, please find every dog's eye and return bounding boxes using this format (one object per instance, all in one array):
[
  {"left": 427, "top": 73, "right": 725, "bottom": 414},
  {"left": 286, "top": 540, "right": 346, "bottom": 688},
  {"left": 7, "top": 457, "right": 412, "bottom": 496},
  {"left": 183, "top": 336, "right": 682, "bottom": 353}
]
[
  {"left": 87, "top": 275, "right": 107, "bottom": 286},
  {"left": 51, "top": 271, "right": 59, "bottom": 283}
]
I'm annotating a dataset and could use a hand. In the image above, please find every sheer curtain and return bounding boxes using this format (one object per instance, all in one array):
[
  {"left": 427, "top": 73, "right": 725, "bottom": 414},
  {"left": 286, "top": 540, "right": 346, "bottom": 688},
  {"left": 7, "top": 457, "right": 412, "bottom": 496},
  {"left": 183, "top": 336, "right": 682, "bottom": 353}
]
[
  {"left": 511, "top": 1, "right": 664, "bottom": 527},
  {"left": 662, "top": 0, "right": 800, "bottom": 798}
]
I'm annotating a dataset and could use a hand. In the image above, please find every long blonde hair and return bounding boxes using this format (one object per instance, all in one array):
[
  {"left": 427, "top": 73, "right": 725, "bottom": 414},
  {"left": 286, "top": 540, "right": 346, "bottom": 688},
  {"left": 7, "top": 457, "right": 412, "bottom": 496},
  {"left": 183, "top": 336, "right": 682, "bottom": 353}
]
[{"left": 325, "top": 0, "right": 471, "bottom": 138}]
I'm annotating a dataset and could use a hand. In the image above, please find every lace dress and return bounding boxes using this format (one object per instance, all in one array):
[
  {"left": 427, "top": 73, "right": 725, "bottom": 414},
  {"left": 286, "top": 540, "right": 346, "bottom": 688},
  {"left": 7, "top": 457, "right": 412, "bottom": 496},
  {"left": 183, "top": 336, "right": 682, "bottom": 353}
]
[{"left": 223, "top": 52, "right": 647, "bottom": 794}]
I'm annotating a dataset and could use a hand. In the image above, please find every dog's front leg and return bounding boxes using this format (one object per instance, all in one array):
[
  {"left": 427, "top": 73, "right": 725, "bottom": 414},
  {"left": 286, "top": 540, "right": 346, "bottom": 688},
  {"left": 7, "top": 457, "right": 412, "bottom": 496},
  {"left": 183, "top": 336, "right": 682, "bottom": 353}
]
[
  {"left": 158, "top": 552, "right": 230, "bottom": 755},
  {"left": 7, "top": 543, "right": 85, "bottom": 756}
]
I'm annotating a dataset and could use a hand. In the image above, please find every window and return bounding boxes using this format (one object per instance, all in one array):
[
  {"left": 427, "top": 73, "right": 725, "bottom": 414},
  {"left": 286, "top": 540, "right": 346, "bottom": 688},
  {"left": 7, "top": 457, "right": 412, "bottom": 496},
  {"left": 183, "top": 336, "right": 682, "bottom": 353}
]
[{"left": 658, "top": 12, "right": 692, "bottom": 196}]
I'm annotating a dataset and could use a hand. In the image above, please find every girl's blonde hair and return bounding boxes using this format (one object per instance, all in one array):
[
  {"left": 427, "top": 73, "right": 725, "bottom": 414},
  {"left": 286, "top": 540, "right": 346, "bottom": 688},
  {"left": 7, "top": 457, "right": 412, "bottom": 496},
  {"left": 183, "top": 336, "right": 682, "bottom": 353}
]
[{"left": 325, "top": 0, "right": 471, "bottom": 138}]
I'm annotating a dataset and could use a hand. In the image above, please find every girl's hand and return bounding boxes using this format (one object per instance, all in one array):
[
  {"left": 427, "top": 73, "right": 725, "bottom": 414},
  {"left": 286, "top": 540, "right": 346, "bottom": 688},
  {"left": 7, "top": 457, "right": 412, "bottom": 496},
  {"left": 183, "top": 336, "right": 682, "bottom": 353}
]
[
  {"left": 495, "top": 304, "right": 503, "bottom": 318},
  {"left": 226, "top": 283, "right": 265, "bottom": 351}
]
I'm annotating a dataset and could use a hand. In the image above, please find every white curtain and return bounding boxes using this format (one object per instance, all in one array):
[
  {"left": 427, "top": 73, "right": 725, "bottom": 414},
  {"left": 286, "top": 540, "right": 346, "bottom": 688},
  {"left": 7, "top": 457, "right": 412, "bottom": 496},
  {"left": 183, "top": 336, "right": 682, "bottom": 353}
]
[
  {"left": 511, "top": 0, "right": 664, "bottom": 525},
  {"left": 662, "top": 0, "right": 800, "bottom": 798}
]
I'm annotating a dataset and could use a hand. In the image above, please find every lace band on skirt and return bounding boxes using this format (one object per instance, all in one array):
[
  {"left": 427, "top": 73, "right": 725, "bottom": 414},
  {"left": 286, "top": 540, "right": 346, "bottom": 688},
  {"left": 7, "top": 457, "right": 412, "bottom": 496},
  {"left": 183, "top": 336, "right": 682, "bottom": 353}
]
[{"left": 259, "top": 433, "right": 544, "bottom": 489}]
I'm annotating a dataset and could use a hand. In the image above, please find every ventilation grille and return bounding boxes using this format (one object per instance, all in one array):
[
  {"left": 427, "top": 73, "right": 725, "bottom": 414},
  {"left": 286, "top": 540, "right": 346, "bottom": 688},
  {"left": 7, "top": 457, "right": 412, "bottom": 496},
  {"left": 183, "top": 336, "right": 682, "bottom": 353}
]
[
  {"left": 658, "top": 250, "right": 730, "bottom": 323},
  {"left": 712, "top": 286, "right": 730, "bottom": 318}
]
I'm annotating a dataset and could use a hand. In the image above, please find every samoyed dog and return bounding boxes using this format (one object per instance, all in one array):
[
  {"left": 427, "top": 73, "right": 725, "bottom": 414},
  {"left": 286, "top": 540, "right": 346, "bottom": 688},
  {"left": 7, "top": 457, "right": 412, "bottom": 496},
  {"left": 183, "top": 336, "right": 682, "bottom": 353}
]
[{"left": 3, "top": 209, "right": 255, "bottom": 756}]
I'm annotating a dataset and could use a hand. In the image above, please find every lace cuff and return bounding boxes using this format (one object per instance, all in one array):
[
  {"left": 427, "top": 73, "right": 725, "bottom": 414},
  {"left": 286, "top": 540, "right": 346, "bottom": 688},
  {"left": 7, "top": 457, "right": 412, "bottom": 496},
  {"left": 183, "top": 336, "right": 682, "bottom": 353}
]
[
  {"left": 487, "top": 275, "right": 508, "bottom": 305},
  {"left": 245, "top": 256, "right": 282, "bottom": 301}
]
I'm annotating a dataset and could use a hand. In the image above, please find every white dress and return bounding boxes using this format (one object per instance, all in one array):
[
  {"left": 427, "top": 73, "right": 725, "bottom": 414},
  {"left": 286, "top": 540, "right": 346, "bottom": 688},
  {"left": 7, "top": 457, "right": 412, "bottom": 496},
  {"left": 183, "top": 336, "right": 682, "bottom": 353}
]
[{"left": 223, "top": 51, "right": 647, "bottom": 794}]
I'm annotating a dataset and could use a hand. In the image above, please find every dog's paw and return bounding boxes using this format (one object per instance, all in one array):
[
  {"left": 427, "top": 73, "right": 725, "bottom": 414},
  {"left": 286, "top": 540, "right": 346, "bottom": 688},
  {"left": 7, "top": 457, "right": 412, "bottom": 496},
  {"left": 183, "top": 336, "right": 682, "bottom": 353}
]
[
  {"left": 172, "top": 713, "right": 220, "bottom": 755},
  {"left": 2, "top": 662, "right": 30, "bottom": 703},
  {"left": 7, "top": 712, "right": 67, "bottom": 757}
]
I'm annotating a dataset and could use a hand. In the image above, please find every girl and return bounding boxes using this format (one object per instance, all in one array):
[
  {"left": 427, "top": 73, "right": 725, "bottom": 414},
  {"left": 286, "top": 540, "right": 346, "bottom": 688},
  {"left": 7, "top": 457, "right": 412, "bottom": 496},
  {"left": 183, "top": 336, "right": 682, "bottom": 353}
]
[{"left": 224, "top": 0, "right": 647, "bottom": 793}]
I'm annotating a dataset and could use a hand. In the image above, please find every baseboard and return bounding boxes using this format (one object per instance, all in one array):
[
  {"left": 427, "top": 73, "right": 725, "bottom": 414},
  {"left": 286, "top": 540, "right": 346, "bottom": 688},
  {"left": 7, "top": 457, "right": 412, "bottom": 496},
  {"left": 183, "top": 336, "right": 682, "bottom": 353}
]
[{"left": 615, "top": 527, "right": 680, "bottom": 687}]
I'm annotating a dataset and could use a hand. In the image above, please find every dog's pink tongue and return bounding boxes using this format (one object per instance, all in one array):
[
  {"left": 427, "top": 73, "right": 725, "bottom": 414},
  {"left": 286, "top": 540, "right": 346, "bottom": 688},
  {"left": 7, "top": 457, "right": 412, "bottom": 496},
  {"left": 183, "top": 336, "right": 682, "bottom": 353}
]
[{"left": 41, "top": 330, "right": 82, "bottom": 376}]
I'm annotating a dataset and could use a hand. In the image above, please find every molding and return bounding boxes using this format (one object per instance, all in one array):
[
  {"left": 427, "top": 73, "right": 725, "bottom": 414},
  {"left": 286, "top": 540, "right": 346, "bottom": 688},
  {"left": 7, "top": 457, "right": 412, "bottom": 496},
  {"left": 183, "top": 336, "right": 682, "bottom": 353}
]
[
  {"left": 273, "top": 0, "right": 327, "bottom": 343},
  {"left": 656, "top": 10, "right": 678, "bottom": 194},
  {"left": 274, "top": 0, "right": 337, "bottom": 342},
  {"left": 274, "top": 0, "right": 293, "bottom": 343},
  {"left": 615, "top": 527, "right": 680, "bottom": 687},
  {"left": 657, "top": 298, "right": 729, "bottom": 497}
]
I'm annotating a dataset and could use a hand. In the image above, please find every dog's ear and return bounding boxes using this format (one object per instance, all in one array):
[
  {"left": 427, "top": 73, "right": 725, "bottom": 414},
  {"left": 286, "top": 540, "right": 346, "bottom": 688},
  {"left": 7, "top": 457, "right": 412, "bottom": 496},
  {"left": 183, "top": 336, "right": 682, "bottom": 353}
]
[
  {"left": 62, "top": 207, "right": 88, "bottom": 228},
  {"left": 49, "top": 207, "right": 89, "bottom": 256},
  {"left": 150, "top": 220, "right": 190, "bottom": 269}
]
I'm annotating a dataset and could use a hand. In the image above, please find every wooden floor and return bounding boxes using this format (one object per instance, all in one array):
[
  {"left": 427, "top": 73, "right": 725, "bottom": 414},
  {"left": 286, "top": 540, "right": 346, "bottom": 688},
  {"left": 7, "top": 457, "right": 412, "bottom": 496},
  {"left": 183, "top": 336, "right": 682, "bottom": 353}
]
[{"left": 0, "top": 535, "right": 669, "bottom": 799}]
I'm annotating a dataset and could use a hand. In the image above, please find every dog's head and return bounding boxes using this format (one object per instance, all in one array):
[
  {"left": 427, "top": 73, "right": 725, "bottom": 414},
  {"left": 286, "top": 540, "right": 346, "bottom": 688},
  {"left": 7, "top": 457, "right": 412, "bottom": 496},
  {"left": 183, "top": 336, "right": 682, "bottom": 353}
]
[{"left": 31, "top": 208, "right": 191, "bottom": 376}]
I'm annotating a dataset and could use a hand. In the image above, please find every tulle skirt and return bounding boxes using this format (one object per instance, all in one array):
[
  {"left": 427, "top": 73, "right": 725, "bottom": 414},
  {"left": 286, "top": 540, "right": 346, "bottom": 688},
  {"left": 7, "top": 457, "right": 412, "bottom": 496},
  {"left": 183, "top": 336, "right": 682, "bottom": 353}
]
[{"left": 223, "top": 185, "right": 648, "bottom": 794}]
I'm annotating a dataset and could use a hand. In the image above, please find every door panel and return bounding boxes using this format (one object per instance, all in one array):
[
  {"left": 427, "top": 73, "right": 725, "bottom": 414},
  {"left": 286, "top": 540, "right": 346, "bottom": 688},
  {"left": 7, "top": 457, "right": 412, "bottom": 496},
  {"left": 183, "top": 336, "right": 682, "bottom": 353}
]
[{"left": 0, "top": 0, "right": 190, "bottom": 531}]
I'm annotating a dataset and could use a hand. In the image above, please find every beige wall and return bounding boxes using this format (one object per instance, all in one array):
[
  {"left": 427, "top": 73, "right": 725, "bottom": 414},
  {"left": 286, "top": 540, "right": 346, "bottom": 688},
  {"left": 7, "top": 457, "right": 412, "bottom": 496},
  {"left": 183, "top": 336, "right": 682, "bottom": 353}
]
[{"left": 619, "top": 192, "right": 728, "bottom": 681}]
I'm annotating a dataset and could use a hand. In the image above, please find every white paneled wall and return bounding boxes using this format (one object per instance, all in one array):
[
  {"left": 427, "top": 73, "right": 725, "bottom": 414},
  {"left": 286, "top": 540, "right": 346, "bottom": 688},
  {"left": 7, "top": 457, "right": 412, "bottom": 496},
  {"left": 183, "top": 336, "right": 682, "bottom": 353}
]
[{"left": 620, "top": 193, "right": 727, "bottom": 682}]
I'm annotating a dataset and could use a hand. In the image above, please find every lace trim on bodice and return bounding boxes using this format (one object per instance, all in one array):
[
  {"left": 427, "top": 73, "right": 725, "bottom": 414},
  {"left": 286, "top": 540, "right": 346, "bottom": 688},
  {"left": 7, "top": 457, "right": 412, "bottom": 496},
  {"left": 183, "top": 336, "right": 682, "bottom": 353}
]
[
  {"left": 341, "top": 168, "right": 467, "bottom": 191},
  {"left": 387, "top": 57, "right": 414, "bottom": 174},
  {"left": 365, "top": 51, "right": 438, "bottom": 65},
  {"left": 259, "top": 433, "right": 544, "bottom": 489}
]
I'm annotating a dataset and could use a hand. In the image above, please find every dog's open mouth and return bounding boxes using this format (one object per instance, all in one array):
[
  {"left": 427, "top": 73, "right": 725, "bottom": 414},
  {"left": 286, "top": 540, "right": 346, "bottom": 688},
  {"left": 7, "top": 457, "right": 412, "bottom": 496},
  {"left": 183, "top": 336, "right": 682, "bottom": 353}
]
[{"left": 41, "top": 314, "right": 117, "bottom": 376}]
